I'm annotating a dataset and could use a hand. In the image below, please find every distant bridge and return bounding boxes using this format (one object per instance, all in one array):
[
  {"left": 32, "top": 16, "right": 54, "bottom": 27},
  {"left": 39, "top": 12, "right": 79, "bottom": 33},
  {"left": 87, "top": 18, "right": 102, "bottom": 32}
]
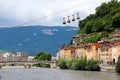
[{"left": 0, "top": 61, "right": 56, "bottom": 69}]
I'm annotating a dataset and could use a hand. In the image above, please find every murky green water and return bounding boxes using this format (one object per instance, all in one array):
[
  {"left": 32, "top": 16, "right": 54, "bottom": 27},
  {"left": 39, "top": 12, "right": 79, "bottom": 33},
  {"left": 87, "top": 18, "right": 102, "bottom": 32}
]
[{"left": 0, "top": 66, "right": 119, "bottom": 80}]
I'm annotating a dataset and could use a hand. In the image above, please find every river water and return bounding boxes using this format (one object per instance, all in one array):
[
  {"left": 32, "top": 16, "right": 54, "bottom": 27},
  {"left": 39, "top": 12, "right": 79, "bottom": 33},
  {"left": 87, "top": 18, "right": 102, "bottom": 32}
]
[{"left": 0, "top": 66, "right": 120, "bottom": 80}]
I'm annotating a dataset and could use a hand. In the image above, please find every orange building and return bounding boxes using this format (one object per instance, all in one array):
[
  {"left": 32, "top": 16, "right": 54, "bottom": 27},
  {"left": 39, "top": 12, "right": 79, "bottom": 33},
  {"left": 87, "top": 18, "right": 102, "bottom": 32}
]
[
  {"left": 84, "top": 43, "right": 92, "bottom": 60},
  {"left": 97, "top": 41, "right": 112, "bottom": 63},
  {"left": 113, "top": 42, "right": 120, "bottom": 62},
  {"left": 75, "top": 43, "right": 98, "bottom": 60},
  {"left": 91, "top": 43, "right": 99, "bottom": 60}
]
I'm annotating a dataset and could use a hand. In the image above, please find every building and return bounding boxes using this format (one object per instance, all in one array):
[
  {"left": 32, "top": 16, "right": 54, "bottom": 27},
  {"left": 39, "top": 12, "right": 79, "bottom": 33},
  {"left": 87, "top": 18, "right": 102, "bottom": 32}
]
[
  {"left": 97, "top": 41, "right": 112, "bottom": 64},
  {"left": 116, "top": 42, "right": 120, "bottom": 62},
  {"left": 0, "top": 53, "right": 3, "bottom": 61},
  {"left": 28, "top": 56, "right": 35, "bottom": 61},
  {"left": 112, "top": 42, "right": 120, "bottom": 63},
  {"left": 72, "top": 34, "right": 87, "bottom": 44},
  {"left": 17, "top": 52, "right": 28, "bottom": 61},
  {"left": 56, "top": 44, "right": 75, "bottom": 60},
  {"left": 56, "top": 35, "right": 120, "bottom": 64},
  {"left": 12, "top": 54, "right": 19, "bottom": 61},
  {"left": 56, "top": 47, "right": 65, "bottom": 60},
  {"left": 75, "top": 44, "right": 85, "bottom": 58},
  {"left": 84, "top": 43, "right": 93, "bottom": 60},
  {"left": 113, "top": 29, "right": 120, "bottom": 40},
  {"left": 3, "top": 52, "right": 13, "bottom": 61},
  {"left": 63, "top": 45, "right": 72, "bottom": 60}
]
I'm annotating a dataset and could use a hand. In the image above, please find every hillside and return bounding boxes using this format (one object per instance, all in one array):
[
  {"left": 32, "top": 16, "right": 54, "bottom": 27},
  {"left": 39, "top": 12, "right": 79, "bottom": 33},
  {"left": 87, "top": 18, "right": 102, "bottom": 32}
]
[
  {"left": 0, "top": 26, "right": 78, "bottom": 56},
  {"left": 78, "top": 0, "right": 120, "bottom": 34}
]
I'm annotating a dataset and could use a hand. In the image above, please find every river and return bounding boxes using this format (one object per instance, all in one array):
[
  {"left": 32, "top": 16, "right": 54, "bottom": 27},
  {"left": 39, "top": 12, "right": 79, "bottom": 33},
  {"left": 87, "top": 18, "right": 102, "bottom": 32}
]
[{"left": 0, "top": 66, "right": 120, "bottom": 80}]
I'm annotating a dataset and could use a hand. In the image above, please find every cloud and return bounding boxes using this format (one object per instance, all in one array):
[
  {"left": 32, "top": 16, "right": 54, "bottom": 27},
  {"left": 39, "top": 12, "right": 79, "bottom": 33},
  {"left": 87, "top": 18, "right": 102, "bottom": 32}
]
[
  {"left": 41, "top": 28, "right": 59, "bottom": 35},
  {"left": 0, "top": 0, "right": 118, "bottom": 27},
  {"left": 42, "top": 29, "right": 54, "bottom": 35}
]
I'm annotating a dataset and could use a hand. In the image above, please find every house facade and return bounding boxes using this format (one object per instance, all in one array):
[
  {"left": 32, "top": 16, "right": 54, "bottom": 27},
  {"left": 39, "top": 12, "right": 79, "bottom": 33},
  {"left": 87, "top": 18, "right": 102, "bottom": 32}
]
[{"left": 72, "top": 34, "right": 87, "bottom": 44}]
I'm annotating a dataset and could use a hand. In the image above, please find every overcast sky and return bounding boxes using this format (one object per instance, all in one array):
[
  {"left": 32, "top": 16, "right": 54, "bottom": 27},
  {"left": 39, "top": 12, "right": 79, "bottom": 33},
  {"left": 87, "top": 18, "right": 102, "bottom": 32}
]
[{"left": 0, "top": 0, "right": 119, "bottom": 27}]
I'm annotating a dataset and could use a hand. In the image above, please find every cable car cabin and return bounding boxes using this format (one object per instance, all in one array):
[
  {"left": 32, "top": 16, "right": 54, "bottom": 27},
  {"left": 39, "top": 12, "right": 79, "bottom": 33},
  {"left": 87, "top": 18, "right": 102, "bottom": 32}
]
[
  {"left": 77, "top": 13, "right": 80, "bottom": 20},
  {"left": 67, "top": 16, "right": 71, "bottom": 23},
  {"left": 63, "top": 17, "right": 66, "bottom": 25},
  {"left": 63, "top": 22, "right": 66, "bottom": 25},
  {"left": 72, "top": 14, "right": 75, "bottom": 21}
]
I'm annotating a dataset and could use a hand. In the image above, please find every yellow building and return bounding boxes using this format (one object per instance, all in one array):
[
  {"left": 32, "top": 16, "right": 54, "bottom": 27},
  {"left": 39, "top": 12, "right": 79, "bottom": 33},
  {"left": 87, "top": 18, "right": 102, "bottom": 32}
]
[
  {"left": 84, "top": 44, "right": 92, "bottom": 60},
  {"left": 75, "top": 44, "right": 85, "bottom": 58},
  {"left": 64, "top": 45, "right": 75, "bottom": 60},
  {"left": 56, "top": 49, "right": 65, "bottom": 60},
  {"left": 57, "top": 44, "right": 75, "bottom": 60}
]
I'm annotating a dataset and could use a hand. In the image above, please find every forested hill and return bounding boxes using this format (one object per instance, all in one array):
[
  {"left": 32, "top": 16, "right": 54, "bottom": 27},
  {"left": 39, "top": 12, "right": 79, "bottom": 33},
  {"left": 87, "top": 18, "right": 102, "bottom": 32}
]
[{"left": 78, "top": 0, "right": 120, "bottom": 34}]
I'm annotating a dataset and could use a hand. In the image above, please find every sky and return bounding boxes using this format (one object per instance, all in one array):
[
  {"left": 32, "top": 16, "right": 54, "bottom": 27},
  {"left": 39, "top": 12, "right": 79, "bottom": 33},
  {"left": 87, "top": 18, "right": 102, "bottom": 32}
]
[{"left": 0, "top": 0, "right": 119, "bottom": 27}]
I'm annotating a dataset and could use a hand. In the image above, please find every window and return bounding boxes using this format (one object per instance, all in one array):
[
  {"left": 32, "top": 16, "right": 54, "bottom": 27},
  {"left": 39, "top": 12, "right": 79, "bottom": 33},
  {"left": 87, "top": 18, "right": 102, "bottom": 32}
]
[{"left": 106, "top": 53, "right": 108, "bottom": 56}]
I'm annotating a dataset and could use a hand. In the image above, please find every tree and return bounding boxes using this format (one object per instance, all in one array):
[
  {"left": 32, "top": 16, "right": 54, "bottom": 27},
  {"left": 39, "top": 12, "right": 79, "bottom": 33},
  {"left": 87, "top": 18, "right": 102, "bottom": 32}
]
[
  {"left": 116, "top": 60, "right": 120, "bottom": 73},
  {"left": 46, "top": 53, "right": 52, "bottom": 61},
  {"left": 57, "top": 59, "right": 67, "bottom": 69},
  {"left": 112, "top": 13, "right": 120, "bottom": 28},
  {"left": 118, "top": 55, "right": 120, "bottom": 60},
  {"left": 86, "top": 59, "right": 100, "bottom": 71},
  {"left": 78, "top": 0, "right": 120, "bottom": 34},
  {"left": 35, "top": 51, "right": 52, "bottom": 61}
]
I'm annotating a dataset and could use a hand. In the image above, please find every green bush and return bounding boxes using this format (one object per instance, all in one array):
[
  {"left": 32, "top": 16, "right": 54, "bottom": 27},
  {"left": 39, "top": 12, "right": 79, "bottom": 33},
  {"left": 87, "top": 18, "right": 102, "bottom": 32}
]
[
  {"left": 78, "top": 58, "right": 87, "bottom": 70},
  {"left": 71, "top": 62, "right": 79, "bottom": 70},
  {"left": 33, "top": 63, "right": 50, "bottom": 68},
  {"left": 65, "top": 60, "right": 72, "bottom": 69},
  {"left": 116, "top": 60, "right": 120, "bottom": 73},
  {"left": 57, "top": 58, "right": 100, "bottom": 71},
  {"left": 86, "top": 59, "right": 100, "bottom": 71},
  {"left": 70, "top": 58, "right": 79, "bottom": 70},
  {"left": 57, "top": 59, "right": 67, "bottom": 69}
]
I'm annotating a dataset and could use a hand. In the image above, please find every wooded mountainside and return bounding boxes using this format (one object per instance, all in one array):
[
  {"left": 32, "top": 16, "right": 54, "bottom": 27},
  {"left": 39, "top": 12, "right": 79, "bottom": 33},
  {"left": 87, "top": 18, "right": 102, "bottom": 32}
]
[{"left": 78, "top": 0, "right": 120, "bottom": 34}]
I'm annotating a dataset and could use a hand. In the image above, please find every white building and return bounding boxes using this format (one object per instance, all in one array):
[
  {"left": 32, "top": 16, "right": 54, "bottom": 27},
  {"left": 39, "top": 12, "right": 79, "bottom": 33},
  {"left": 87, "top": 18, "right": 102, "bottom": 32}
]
[
  {"left": 28, "top": 56, "right": 35, "bottom": 61},
  {"left": 3, "top": 52, "right": 13, "bottom": 61},
  {"left": 0, "top": 53, "right": 3, "bottom": 61},
  {"left": 17, "top": 52, "right": 28, "bottom": 61}
]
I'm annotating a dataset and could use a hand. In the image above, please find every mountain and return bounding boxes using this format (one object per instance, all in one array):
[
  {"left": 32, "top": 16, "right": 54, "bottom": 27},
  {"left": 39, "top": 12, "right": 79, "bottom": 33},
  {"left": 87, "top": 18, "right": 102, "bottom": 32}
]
[{"left": 0, "top": 26, "right": 78, "bottom": 56}]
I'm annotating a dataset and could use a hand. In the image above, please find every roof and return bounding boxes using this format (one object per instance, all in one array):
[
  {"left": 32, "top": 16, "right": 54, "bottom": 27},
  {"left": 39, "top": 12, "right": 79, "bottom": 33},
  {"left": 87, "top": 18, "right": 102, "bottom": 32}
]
[{"left": 72, "top": 34, "right": 87, "bottom": 38}]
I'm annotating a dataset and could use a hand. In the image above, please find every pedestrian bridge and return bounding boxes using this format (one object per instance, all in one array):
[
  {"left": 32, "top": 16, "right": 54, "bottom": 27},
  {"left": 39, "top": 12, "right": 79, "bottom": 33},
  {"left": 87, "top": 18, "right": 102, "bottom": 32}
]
[{"left": 0, "top": 61, "right": 56, "bottom": 69}]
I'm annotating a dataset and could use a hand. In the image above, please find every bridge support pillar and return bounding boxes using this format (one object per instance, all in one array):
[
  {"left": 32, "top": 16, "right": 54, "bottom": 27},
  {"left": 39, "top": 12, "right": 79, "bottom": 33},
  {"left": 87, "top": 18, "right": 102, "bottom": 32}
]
[
  {"left": 0, "top": 65, "right": 2, "bottom": 69},
  {"left": 50, "top": 62, "right": 56, "bottom": 68},
  {"left": 24, "top": 64, "right": 32, "bottom": 69}
]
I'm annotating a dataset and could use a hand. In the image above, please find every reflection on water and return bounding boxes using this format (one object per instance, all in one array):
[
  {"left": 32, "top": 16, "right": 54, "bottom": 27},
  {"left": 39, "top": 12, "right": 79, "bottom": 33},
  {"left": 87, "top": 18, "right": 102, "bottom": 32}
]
[{"left": 0, "top": 66, "right": 120, "bottom": 80}]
